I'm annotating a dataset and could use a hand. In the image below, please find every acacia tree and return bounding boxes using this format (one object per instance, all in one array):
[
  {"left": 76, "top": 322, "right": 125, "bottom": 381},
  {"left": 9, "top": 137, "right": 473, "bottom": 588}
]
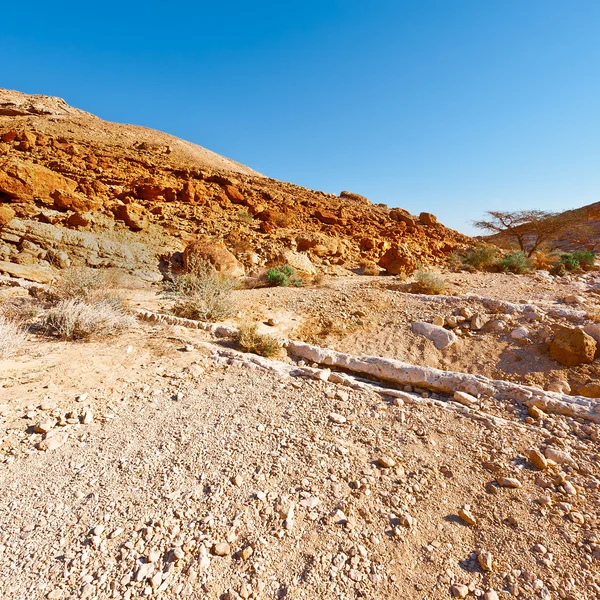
[{"left": 473, "top": 209, "right": 586, "bottom": 257}]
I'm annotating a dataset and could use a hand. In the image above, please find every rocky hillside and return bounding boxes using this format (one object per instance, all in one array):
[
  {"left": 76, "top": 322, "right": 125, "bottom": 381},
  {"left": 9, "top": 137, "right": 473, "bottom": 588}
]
[{"left": 0, "top": 89, "right": 470, "bottom": 282}]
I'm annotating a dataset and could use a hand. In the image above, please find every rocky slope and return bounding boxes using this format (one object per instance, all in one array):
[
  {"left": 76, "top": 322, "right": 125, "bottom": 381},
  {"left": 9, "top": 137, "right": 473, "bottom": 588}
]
[{"left": 0, "top": 89, "right": 470, "bottom": 282}]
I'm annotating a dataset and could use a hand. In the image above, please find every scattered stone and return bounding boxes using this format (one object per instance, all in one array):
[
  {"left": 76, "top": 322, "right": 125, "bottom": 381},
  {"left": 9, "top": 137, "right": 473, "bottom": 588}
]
[
  {"left": 37, "top": 430, "right": 68, "bottom": 451},
  {"left": 451, "top": 583, "right": 469, "bottom": 598},
  {"left": 328, "top": 413, "right": 346, "bottom": 424},
  {"left": 412, "top": 321, "right": 457, "bottom": 350},
  {"left": 477, "top": 550, "right": 493, "bottom": 572},
  {"left": 549, "top": 326, "right": 596, "bottom": 367},
  {"left": 33, "top": 418, "right": 56, "bottom": 434},
  {"left": 544, "top": 447, "right": 575, "bottom": 466},
  {"left": 376, "top": 455, "right": 396, "bottom": 468},
  {"left": 528, "top": 448, "right": 548, "bottom": 470},
  {"left": 496, "top": 476, "right": 522, "bottom": 488},
  {"left": 483, "top": 590, "right": 499, "bottom": 600},
  {"left": 458, "top": 507, "right": 477, "bottom": 526},
  {"left": 212, "top": 542, "right": 231, "bottom": 556}
]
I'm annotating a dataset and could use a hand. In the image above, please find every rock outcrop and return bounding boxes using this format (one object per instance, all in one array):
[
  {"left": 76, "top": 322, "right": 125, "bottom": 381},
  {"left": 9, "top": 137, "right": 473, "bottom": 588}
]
[{"left": 0, "top": 88, "right": 471, "bottom": 282}]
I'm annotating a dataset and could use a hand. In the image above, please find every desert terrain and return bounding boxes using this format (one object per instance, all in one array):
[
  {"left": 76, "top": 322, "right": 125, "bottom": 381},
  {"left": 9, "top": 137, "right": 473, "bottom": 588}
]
[{"left": 1, "top": 90, "right": 600, "bottom": 600}]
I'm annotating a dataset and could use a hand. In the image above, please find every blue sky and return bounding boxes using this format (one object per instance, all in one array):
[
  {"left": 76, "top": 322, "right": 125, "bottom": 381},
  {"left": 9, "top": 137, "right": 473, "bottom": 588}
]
[{"left": 2, "top": 1, "right": 599, "bottom": 234}]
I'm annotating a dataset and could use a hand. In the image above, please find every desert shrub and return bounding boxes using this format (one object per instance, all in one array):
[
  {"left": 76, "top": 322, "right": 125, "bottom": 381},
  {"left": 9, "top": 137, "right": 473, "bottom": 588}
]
[
  {"left": 559, "top": 253, "right": 580, "bottom": 271},
  {"left": 49, "top": 267, "right": 122, "bottom": 305},
  {"left": 446, "top": 251, "right": 465, "bottom": 272},
  {"left": 461, "top": 244, "right": 500, "bottom": 270},
  {"left": 236, "top": 324, "right": 281, "bottom": 357},
  {"left": 44, "top": 299, "right": 133, "bottom": 340},
  {"left": 0, "top": 316, "right": 27, "bottom": 358},
  {"left": 496, "top": 251, "right": 532, "bottom": 274},
  {"left": 166, "top": 257, "right": 235, "bottom": 321},
  {"left": 0, "top": 297, "right": 41, "bottom": 323},
  {"left": 410, "top": 270, "right": 447, "bottom": 295},
  {"left": 571, "top": 250, "right": 596, "bottom": 267},
  {"left": 265, "top": 265, "right": 303, "bottom": 287}
]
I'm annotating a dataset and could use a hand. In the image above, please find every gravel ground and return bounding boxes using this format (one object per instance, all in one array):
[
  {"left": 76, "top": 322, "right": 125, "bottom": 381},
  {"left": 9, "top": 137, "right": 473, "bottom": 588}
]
[{"left": 1, "top": 316, "right": 599, "bottom": 599}]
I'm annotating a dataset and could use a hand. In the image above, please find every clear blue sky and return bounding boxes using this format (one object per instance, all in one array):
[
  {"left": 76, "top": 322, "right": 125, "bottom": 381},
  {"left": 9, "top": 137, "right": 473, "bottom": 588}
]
[{"left": 2, "top": 1, "right": 599, "bottom": 235}]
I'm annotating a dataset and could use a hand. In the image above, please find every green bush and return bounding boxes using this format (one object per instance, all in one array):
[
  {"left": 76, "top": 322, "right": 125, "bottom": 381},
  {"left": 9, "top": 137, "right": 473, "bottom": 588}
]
[
  {"left": 559, "top": 253, "right": 580, "bottom": 271},
  {"left": 571, "top": 250, "right": 596, "bottom": 267},
  {"left": 265, "top": 265, "right": 303, "bottom": 287},
  {"left": 461, "top": 244, "right": 500, "bottom": 270},
  {"left": 497, "top": 251, "right": 531, "bottom": 274}
]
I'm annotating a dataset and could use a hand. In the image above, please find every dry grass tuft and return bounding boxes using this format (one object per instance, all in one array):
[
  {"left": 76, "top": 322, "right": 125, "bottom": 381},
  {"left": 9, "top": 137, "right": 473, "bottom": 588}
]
[
  {"left": 410, "top": 271, "right": 447, "bottom": 295},
  {"left": 236, "top": 324, "right": 282, "bottom": 358},
  {"left": 44, "top": 299, "right": 134, "bottom": 340},
  {"left": 0, "top": 316, "right": 27, "bottom": 359}
]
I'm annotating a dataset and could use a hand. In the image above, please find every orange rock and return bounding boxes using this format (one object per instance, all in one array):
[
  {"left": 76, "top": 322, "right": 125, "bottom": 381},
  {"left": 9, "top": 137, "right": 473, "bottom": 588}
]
[
  {"left": 0, "top": 204, "right": 16, "bottom": 227},
  {"left": 52, "top": 189, "right": 100, "bottom": 213},
  {"left": 378, "top": 244, "right": 418, "bottom": 275},
  {"left": 113, "top": 203, "right": 149, "bottom": 231},
  {"left": 183, "top": 237, "right": 245, "bottom": 278},
  {"left": 222, "top": 184, "right": 245, "bottom": 204},
  {"left": 549, "top": 326, "right": 596, "bottom": 367}
]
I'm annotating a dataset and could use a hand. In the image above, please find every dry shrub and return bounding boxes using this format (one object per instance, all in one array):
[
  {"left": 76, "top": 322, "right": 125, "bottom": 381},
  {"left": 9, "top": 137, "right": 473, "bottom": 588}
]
[
  {"left": 44, "top": 299, "right": 134, "bottom": 340},
  {"left": 0, "top": 316, "right": 27, "bottom": 358},
  {"left": 48, "top": 267, "right": 122, "bottom": 305},
  {"left": 167, "top": 257, "right": 235, "bottom": 321},
  {"left": 236, "top": 324, "right": 281, "bottom": 358},
  {"left": 410, "top": 271, "right": 447, "bottom": 295},
  {"left": 0, "top": 297, "right": 41, "bottom": 323}
]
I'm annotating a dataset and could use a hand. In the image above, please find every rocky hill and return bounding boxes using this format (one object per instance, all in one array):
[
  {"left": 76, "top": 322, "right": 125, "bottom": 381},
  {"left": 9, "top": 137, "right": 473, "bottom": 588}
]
[{"left": 0, "top": 88, "right": 470, "bottom": 283}]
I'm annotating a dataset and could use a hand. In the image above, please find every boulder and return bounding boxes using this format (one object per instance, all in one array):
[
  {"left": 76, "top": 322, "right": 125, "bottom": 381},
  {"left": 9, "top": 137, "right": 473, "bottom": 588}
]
[
  {"left": 389, "top": 208, "right": 416, "bottom": 227},
  {"left": 222, "top": 184, "right": 245, "bottom": 204},
  {"left": 378, "top": 244, "right": 417, "bottom": 275},
  {"left": 549, "top": 326, "right": 596, "bottom": 367},
  {"left": 52, "top": 189, "right": 100, "bottom": 213},
  {"left": 0, "top": 157, "right": 77, "bottom": 202},
  {"left": 182, "top": 237, "right": 245, "bottom": 278},
  {"left": 412, "top": 322, "right": 457, "bottom": 350},
  {"left": 583, "top": 323, "right": 600, "bottom": 344},
  {"left": 113, "top": 203, "right": 149, "bottom": 231},
  {"left": 314, "top": 209, "right": 339, "bottom": 225},
  {"left": 0, "top": 204, "right": 16, "bottom": 227},
  {"left": 277, "top": 250, "right": 317, "bottom": 276},
  {"left": 578, "top": 382, "right": 600, "bottom": 398},
  {"left": 340, "top": 191, "right": 369, "bottom": 204},
  {"left": 419, "top": 212, "right": 437, "bottom": 225}
]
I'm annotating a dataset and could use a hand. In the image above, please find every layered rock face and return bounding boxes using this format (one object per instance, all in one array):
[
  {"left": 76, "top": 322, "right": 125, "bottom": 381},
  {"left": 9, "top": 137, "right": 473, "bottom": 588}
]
[{"left": 0, "top": 88, "right": 470, "bottom": 280}]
